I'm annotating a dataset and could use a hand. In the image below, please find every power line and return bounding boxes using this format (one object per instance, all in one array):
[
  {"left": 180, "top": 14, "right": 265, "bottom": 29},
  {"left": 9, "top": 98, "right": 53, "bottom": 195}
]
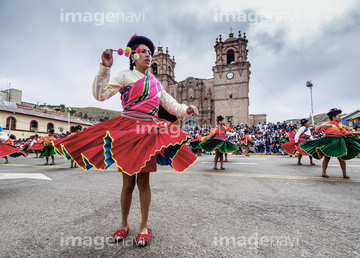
[
  {"left": 313, "top": 86, "right": 360, "bottom": 99},
  {"left": 252, "top": 73, "right": 304, "bottom": 116}
]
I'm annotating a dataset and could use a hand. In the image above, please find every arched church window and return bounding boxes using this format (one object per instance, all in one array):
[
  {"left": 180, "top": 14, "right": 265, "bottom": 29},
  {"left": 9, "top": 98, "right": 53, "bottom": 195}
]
[
  {"left": 30, "top": 120, "right": 38, "bottom": 132},
  {"left": 227, "top": 50, "right": 235, "bottom": 64},
  {"left": 6, "top": 116, "right": 16, "bottom": 130},
  {"left": 151, "top": 64, "right": 158, "bottom": 75}
]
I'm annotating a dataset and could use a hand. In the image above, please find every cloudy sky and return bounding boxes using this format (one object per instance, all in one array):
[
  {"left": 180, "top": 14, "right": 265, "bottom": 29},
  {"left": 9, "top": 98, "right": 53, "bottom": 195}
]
[{"left": 1, "top": 0, "right": 359, "bottom": 122}]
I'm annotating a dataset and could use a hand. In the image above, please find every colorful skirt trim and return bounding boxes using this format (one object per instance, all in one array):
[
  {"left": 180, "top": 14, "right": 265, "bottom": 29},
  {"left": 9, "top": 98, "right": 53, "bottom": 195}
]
[
  {"left": 282, "top": 139, "right": 310, "bottom": 156},
  {"left": 279, "top": 138, "right": 290, "bottom": 144},
  {"left": 53, "top": 116, "right": 197, "bottom": 176},
  {"left": 39, "top": 145, "right": 56, "bottom": 158},
  {"left": 199, "top": 139, "right": 239, "bottom": 153},
  {"left": 0, "top": 142, "right": 28, "bottom": 158},
  {"left": 299, "top": 136, "right": 360, "bottom": 161}
]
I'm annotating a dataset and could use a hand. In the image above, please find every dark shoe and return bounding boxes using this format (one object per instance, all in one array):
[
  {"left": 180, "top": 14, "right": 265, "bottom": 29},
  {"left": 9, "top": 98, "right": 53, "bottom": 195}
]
[
  {"left": 213, "top": 167, "right": 218, "bottom": 170},
  {"left": 50, "top": 163, "right": 55, "bottom": 165},
  {"left": 343, "top": 175, "right": 350, "bottom": 179},
  {"left": 321, "top": 174, "right": 329, "bottom": 178},
  {"left": 44, "top": 163, "right": 49, "bottom": 165},
  {"left": 221, "top": 167, "right": 225, "bottom": 170}
]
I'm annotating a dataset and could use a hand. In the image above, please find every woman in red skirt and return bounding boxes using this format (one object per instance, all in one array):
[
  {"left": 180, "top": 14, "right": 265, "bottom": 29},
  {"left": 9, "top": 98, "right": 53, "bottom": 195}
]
[
  {"left": 0, "top": 126, "right": 28, "bottom": 163},
  {"left": 29, "top": 134, "right": 44, "bottom": 158},
  {"left": 54, "top": 35, "right": 198, "bottom": 246},
  {"left": 282, "top": 118, "right": 315, "bottom": 165}
]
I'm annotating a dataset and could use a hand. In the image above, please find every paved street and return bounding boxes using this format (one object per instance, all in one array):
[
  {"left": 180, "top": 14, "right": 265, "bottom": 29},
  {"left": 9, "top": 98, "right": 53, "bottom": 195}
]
[{"left": 1, "top": 153, "right": 359, "bottom": 257}]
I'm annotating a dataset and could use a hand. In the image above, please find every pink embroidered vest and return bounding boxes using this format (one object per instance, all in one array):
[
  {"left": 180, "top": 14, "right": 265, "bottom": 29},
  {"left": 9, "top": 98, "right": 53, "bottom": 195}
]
[{"left": 120, "top": 72, "right": 163, "bottom": 120}]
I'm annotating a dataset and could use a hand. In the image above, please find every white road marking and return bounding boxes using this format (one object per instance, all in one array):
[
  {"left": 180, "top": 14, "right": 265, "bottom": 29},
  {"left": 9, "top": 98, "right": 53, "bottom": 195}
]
[
  {"left": 328, "top": 165, "right": 360, "bottom": 167},
  {"left": 0, "top": 173, "right": 52, "bottom": 180},
  {"left": 201, "top": 156, "right": 267, "bottom": 160},
  {"left": 201, "top": 162, "right": 257, "bottom": 165}
]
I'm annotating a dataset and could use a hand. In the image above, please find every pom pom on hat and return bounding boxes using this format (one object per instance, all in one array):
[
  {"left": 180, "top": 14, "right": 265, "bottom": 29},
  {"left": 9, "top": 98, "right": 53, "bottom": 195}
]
[
  {"left": 327, "top": 108, "right": 342, "bottom": 117},
  {"left": 216, "top": 115, "right": 224, "bottom": 122},
  {"left": 300, "top": 118, "right": 308, "bottom": 125}
]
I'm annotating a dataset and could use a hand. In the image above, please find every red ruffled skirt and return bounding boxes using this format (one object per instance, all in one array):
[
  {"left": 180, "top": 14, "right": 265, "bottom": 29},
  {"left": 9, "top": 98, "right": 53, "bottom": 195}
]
[
  {"left": 281, "top": 139, "right": 310, "bottom": 156},
  {"left": 0, "top": 142, "right": 28, "bottom": 158},
  {"left": 53, "top": 116, "right": 197, "bottom": 175},
  {"left": 29, "top": 143, "right": 44, "bottom": 150}
]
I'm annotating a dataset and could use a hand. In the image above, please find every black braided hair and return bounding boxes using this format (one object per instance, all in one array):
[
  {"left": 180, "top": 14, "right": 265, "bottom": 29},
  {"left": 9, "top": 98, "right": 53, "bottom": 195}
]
[{"left": 129, "top": 43, "right": 141, "bottom": 70}]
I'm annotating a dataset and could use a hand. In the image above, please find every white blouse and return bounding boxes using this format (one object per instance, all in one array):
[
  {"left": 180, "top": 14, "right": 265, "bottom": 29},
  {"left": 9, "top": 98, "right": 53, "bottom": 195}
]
[{"left": 92, "top": 64, "right": 189, "bottom": 117}]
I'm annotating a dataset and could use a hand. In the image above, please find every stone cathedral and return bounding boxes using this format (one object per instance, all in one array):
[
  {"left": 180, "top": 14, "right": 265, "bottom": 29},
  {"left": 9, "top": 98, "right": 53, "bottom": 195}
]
[{"left": 149, "top": 31, "right": 267, "bottom": 127}]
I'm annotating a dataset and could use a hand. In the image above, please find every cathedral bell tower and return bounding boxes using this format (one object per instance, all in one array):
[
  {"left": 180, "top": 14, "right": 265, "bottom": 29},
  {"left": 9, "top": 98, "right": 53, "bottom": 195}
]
[
  {"left": 149, "top": 46, "right": 176, "bottom": 91},
  {"left": 212, "top": 31, "right": 251, "bottom": 125}
]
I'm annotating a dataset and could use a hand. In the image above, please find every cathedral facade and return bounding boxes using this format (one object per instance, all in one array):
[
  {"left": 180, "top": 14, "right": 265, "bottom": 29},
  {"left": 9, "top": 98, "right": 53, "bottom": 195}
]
[{"left": 149, "top": 31, "right": 267, "bottom": 127}]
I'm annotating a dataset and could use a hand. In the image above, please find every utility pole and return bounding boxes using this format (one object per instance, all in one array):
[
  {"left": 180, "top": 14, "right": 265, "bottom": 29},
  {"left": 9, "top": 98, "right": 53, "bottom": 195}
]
[{"left": 306, "top": 81, "right": 314, "bottom": 125}]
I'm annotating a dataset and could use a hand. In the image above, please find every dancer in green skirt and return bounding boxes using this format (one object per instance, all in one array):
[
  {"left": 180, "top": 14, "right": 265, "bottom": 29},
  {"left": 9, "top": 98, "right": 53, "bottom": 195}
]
[
  {"left": 300, "top": 108, "right": 360, "bottom": 179},
  {"left": 199, "top": 116, "right": 238, "bottom": 170},
  {"left": 39, "top": 129, "right": 57, "bottom": 165}
]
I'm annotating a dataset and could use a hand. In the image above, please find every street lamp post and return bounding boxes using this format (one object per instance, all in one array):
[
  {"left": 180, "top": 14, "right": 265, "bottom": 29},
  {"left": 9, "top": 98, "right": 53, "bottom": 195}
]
[
  {"left": 306, "top": 81, "right": 314, "bottom": 125},
  {"left": 68, "top": 107, "right": 72, "bottom": 132}
]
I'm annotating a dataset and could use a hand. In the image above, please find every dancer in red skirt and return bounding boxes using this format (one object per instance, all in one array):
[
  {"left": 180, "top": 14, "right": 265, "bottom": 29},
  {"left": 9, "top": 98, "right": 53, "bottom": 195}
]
[
  {"left": 29, "top": 134, "right": 44, "bottom": 158},
  {"left": 0, "top": 126, "right": 28, "bottom": 163},
  {"left": 282, "top": 119, "right": 315, "bottom": 165},
  {"left": 53, "top": 35, "right": 198, "bottom": 246}
]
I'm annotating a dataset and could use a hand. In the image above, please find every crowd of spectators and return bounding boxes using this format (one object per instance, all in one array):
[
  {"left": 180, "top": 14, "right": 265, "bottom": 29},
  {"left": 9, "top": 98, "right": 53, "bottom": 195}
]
[{"left": 183, "top": 121, "right": 317, "bottom": 155}]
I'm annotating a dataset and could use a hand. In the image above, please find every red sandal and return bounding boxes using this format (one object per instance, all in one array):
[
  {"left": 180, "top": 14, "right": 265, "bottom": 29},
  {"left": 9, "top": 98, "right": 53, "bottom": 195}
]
[
  {"left": 113, "top": 225, "right": 129, "bottom": 242},
  {"left": 137, "top": 228, "right": 151, "bottom": 247}
]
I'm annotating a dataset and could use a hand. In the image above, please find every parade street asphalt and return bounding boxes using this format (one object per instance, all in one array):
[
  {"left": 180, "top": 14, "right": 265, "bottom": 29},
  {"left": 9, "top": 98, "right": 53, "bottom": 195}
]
[{"left": 1, "top": 153, "right": 359, "bottom": 258}]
